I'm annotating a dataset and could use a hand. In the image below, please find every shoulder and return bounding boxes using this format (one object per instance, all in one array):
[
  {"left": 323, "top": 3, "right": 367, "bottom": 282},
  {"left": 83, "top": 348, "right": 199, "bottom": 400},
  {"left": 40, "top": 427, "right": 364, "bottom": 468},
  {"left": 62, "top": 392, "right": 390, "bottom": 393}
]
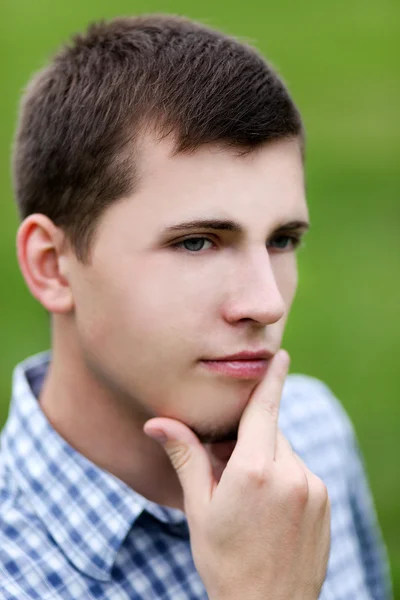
[
  {"left": 0, "top": 463, "right": 57, "bottom": 600},
  {"left": 0, "top": 472, "right": 32, "bottom": 599},
  {"left": 281, "top": 373, "right": 354, "bottom": 438}
]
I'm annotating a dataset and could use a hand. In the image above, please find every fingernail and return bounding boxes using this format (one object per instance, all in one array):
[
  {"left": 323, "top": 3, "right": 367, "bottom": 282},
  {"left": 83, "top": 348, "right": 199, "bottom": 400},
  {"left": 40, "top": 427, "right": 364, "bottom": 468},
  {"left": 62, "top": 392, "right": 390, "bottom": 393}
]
[{"left": 145, "top": 429, "right": 167, "bottom": 445}]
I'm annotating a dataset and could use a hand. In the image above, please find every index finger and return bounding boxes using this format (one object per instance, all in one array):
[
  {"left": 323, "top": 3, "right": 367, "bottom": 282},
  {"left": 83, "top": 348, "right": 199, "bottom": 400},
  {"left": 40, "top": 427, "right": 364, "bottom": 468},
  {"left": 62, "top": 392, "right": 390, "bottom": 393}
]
[{"left": 231, "top": 349, "right": 290, "bottom": 463}]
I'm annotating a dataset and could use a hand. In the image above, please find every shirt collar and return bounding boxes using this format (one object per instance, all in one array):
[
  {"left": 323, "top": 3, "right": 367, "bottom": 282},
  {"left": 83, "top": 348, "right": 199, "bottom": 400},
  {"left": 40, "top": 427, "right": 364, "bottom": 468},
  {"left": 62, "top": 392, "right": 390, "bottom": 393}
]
[{"left": 2, "top": 352, "right": 187, "bottom": 582}]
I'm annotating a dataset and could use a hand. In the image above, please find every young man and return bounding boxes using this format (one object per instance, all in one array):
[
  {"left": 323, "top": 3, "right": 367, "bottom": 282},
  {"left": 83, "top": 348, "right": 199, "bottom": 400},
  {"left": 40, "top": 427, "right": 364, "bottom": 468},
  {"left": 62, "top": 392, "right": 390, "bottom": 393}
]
[{"left": 0, "top": 14, "right": 391, "bottom": 600}]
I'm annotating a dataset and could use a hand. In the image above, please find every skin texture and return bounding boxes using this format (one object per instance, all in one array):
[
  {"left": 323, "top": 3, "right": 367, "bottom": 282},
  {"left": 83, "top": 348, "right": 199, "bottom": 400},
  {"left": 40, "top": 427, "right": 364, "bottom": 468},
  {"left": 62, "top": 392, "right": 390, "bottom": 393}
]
[
  {"left": 145, "top": 350, "right": 331, "bottom": 600},
  {"left": 18, "top": 134, "right": 331, "bottom": 598},
  {"left": 17, "top": 135, "right": 309, "bottom": 509}
]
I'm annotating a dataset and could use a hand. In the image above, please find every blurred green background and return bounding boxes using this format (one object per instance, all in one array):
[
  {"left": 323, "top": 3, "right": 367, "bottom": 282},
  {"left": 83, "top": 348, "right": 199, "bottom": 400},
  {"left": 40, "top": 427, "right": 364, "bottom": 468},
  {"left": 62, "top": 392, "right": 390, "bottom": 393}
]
[{"left": 1, "top": 0, "right": 398, "bottom": 595}]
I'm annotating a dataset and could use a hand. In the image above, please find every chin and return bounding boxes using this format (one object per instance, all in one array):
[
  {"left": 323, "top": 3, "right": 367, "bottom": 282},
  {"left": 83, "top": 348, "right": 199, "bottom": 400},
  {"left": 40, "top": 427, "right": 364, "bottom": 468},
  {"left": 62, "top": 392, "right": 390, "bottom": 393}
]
[
  {"left": 189, "top": 419, "right": 240, "bottom": 445},
  {"left": 151, "top": 376, "right": 254, "bottom": 442}
]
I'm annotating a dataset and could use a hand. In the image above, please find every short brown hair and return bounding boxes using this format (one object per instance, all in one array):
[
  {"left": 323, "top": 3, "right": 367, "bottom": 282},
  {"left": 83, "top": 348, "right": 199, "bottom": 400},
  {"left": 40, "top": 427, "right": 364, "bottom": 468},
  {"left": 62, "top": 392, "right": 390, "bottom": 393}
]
[{"left": 13, "top": 14, "right": 304, "bottom": 261}]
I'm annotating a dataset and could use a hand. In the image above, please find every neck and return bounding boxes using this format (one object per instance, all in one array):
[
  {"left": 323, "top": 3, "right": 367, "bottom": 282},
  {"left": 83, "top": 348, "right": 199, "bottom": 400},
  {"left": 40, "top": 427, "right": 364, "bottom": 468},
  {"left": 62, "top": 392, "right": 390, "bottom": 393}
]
[{"left": 39, "top": 321, "right": 184, "bottom": 511}]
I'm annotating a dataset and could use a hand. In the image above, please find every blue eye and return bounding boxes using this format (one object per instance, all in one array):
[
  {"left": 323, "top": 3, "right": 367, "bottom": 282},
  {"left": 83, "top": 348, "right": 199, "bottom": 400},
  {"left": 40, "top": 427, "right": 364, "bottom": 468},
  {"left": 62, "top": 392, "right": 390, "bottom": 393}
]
[
  {"left": 174, "top": 237, "right": 214, "bottom": 252},
  {"left": 269, "top": 235, "right": 300, "bottom": 251}
]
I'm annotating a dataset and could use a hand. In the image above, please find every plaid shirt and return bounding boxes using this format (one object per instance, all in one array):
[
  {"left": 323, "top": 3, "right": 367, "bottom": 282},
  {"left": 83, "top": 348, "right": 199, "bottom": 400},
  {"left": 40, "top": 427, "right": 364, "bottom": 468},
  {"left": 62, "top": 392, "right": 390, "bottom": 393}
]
[{"left": 0, "top": 353, "right": 392, "bottom": 599}]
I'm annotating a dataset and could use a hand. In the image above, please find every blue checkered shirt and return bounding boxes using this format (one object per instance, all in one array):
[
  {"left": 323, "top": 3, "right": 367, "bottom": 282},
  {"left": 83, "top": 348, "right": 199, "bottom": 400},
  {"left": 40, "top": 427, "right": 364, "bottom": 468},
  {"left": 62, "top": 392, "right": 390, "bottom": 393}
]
[{"left": 0, "top": 353, "right": 392, "bottom": 599}]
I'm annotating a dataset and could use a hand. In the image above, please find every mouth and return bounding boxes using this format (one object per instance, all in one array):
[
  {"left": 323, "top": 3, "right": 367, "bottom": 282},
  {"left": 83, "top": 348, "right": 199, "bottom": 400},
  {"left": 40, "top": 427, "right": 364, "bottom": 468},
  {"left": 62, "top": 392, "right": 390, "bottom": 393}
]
[{"left": 200, "top": 358, "right": 270, "bottom": 379}]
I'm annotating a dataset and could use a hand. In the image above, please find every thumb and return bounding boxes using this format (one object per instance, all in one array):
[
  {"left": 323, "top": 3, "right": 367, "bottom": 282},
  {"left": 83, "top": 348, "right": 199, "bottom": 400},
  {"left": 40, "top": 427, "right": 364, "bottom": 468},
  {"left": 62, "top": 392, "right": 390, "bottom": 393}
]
[{"left": 143, "top": 417, "right": 214, "bottom": 515}]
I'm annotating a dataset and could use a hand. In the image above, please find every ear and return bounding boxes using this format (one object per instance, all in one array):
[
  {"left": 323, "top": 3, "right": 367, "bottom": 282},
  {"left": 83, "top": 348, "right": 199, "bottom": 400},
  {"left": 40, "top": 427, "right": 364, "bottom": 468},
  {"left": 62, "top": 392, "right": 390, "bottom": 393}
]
[{"left": 17, "top": 214, "right": 74, "bottom": 313}]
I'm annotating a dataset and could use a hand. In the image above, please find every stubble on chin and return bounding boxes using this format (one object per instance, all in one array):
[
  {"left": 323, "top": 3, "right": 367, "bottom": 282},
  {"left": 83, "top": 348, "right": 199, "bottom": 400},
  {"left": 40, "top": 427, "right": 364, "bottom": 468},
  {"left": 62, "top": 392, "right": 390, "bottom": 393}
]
[{"left": 190, "top": 422, "right": 239, "bottom": 445}]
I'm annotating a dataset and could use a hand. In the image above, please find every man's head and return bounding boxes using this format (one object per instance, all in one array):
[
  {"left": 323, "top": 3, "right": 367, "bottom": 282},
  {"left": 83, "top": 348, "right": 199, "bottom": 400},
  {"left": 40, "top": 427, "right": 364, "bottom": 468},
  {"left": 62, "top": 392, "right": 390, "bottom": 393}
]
[{"left": 14, "top": 15, "right": 309, "bottom": 443}]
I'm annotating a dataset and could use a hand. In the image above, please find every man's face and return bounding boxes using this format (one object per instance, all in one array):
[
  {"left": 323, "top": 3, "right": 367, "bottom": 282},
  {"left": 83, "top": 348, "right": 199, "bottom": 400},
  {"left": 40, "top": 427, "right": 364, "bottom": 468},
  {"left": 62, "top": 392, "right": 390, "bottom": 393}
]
[{"left": 66, "top": 136, "right": 309, "bottom": 443}]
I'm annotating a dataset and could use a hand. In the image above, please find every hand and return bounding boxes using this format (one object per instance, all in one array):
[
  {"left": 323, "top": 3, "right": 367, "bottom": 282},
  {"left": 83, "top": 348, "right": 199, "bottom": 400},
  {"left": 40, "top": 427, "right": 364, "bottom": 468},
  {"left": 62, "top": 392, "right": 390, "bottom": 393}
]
[{"left": 144, "top": 350, "right": 331, "bottom": 600}]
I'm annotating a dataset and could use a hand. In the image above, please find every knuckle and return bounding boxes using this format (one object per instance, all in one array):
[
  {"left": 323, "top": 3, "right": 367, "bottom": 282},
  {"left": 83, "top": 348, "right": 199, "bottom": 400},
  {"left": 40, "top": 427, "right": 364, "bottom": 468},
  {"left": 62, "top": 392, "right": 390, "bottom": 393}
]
[
  {"left": 318, "top": 482, "right": 330, "bottom": 506},
  {"left": 310, "top": 475, "right": 329, "bottom": 505},
  {"left": 236, "top": 461, "right": 272, "bottom": 487},
  {"left": 286, "top": 469, "right": 309, "bottom": 506},
  {"left": 166, "top": 443, "right": 192, "bottom": 473},
  {"left": 259, "top": 397, "right": 279, "bottom": 420}
]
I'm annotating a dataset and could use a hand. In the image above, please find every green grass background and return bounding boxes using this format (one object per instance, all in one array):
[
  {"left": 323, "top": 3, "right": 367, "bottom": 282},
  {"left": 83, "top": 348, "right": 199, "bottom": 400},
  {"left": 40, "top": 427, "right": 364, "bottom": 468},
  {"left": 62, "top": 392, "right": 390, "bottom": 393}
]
[{"left": 1, "top": 0, "right": 399, "bottom": 594}]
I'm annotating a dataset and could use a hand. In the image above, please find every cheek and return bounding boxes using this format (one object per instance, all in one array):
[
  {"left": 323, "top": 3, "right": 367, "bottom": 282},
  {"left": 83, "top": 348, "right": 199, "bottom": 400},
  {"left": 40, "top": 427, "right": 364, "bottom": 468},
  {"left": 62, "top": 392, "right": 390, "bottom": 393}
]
[
  {"left": 72, "top": 260, "right": 215, "bottom": 385},
  {"left": 114, "top": 254, "right": 224, "bottom": 341},
  {"left": 69, "top": 257, "right": 278, "bottom": 430},
  {"left": 274, "top": 255, "right": 298, "bottom": 308}
]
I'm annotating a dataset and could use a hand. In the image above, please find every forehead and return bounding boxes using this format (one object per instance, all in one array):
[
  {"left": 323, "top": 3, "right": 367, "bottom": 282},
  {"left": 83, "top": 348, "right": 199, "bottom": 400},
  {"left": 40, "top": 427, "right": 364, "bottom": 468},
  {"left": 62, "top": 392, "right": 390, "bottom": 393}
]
[{"left": 102, "top": 135, "right": 308, "bottom": 243}]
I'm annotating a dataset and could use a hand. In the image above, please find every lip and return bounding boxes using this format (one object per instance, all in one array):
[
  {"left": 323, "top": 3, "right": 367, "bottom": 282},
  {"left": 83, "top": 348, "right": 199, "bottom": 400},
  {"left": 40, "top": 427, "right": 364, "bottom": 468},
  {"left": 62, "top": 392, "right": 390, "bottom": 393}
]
[
  {"left": 210, "top": 349, "right": 274, "bottom": 361},
  {"left": 200, "top": 357, "right": 271, "bottom": 380}
]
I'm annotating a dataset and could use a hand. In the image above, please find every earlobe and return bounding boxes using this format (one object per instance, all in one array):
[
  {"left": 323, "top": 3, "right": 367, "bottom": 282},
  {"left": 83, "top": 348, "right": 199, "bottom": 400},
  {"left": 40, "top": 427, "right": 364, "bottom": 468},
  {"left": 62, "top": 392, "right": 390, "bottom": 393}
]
[{"left": 17, "top": 214, "right": 74, "bottom": 314}]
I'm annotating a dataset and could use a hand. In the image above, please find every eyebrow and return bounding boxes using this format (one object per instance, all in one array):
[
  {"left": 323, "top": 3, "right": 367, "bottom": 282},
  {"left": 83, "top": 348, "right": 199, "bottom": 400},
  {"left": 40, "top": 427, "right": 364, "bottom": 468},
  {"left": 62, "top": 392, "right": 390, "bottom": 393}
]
[{"left": 163, "top": 218, "right": 310, "bottom": 235}]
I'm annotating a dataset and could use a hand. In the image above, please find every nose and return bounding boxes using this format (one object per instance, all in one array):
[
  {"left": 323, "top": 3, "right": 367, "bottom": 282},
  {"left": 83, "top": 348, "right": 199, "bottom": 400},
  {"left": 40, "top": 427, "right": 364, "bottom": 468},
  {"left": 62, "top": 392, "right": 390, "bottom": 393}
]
[{"left": 221, "top": 250, "right": 286, "bottom": 326}]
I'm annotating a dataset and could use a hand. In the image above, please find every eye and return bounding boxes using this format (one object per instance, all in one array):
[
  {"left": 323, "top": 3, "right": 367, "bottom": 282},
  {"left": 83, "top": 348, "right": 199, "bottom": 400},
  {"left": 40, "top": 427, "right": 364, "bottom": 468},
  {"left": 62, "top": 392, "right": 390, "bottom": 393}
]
[
  {"left": 268, "top": 234, "right": 301, "bottom": 251},
  {"left": 172, "top": 237, "right": 215, "bottom": 252}
]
